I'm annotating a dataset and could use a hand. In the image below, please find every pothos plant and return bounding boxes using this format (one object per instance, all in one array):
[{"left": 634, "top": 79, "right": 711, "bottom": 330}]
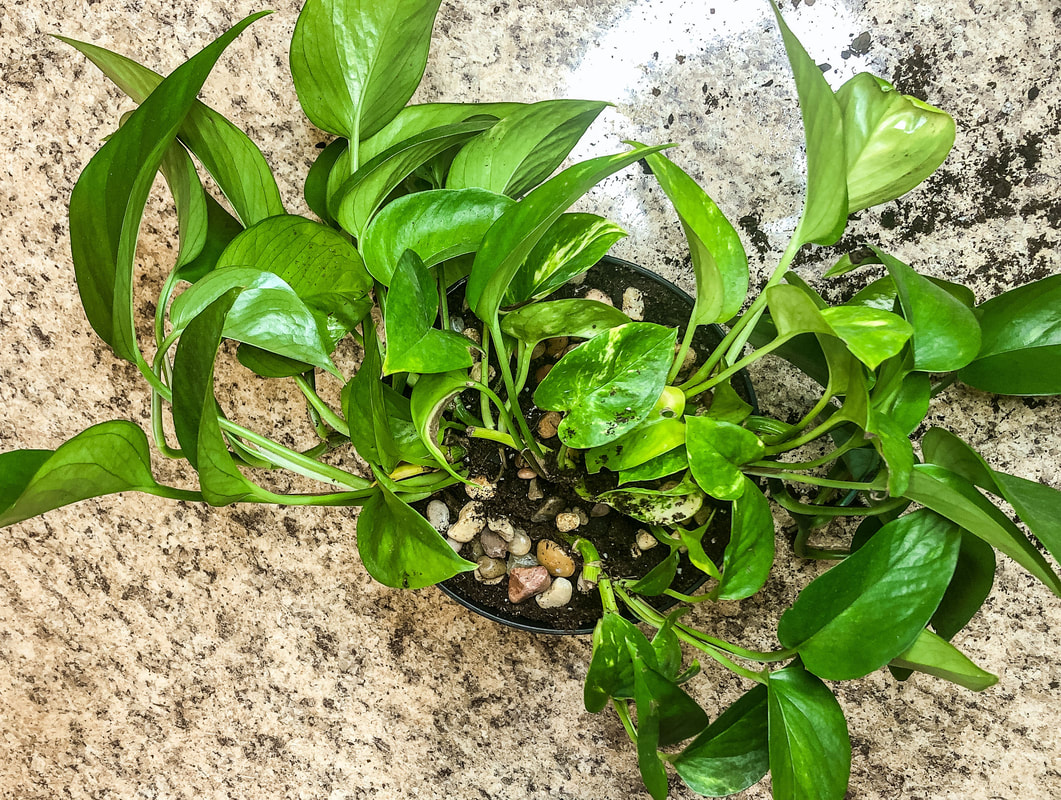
[{"left": 3, "top": 1, "right": 1059, "bottom": 798}]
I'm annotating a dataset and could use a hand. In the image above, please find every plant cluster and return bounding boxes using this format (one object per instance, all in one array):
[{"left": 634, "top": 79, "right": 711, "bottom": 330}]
[{"left": 2, "top": 2, "right": 1060, "bottom": 798}]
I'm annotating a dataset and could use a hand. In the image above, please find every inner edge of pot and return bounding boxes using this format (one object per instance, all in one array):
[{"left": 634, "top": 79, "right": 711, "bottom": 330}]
[{"left": 436, "top": 255, "right": 759, "bottom": 636}]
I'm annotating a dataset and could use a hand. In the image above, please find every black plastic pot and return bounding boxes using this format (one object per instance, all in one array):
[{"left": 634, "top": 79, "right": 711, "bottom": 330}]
[{"left": 437, "top": 256, "right": 758, "bottom": 635}]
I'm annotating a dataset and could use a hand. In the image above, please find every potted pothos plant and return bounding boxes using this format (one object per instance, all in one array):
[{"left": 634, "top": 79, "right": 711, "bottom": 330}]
[{"left": 3, "top": 1, "right": 1059, "bottom": 797}]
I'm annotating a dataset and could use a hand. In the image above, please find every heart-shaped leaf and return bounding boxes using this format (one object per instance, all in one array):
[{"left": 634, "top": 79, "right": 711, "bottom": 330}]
[
  {"left": 383, "top": 251, "right": 478, "bottom": 375},
  {"left": 360, "top": 188, "right": 514, "bottom": 284},
  {"left": 290, "top": 0, "right": 443, "bottom": 142},
  {"left": 777, "top": 509, "right": 961, "bottom": 680},
  {"left": 767, "top": 662, "right": 851, "bottom": 800},
  {"left": 837, "top": 72, "right": 955, "bottom": 213},
  {"left": 534, "top": 322, "right": 677, "bottom": 448},
  {"left": 686, "top": 417, "right": 765, "bottom": 501}
]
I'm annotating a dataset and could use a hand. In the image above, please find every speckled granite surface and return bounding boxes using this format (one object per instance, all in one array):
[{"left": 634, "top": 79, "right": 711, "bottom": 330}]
[{"left": 1, "top": 1, "right": 1059, "bottom": 797}]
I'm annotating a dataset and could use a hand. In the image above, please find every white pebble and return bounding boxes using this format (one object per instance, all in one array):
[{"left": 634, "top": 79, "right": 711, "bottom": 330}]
[
  {"left": 426, "top": 500, "right": 450, "bottom": 533},
  {"left": 636, "top": 529, "right": 658, "bottom": 551},
  {"left": 465, "top": 475, "right": 496, "bottom": 500},
  {"left": 556, "top": 512, "right": 580, "bottom": 533},
  {"left": 584, "top": 288, "right": 613, "bottom": 306},
  {"left": 536, "top": 577, "right": 574, "bottom": 608},
  {"left": 449, "top": 501, "right": 486, "bottom": 543},
  {"left": 622, "top": 287, "right": 644, "bottom": 320},
  {"left": 487, "top": 516, "right": 516, "bottom": 542},
  {"left": 508, "top": 529, "right": 532, "bottom": 556}
]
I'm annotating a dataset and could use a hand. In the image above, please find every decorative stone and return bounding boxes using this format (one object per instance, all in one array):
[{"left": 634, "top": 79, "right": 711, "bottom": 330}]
[
  {"left": 531, "top": 496, "right": 565, "bottom": 522},
  {"left": 462, "top": 327, "right": 482, "bottom": 345},
  {"left": 531, "top": 341, "right": 547, "bottom": 359},
  {"left": 636, "top": 529, "right": 658, "bottom": 551},
  {"left": 480, "top": 529, "right": 509, "bottom": 559},
  {"left": 446, "top": 538, "right": 462, "bottom": 553},
  {"left": 475, "top": 556, "right": 508, "bottom": 582},
  {"left": 575, "top": 507, "right": 590, "bottom": 526},
  {"left": 537, "top": 411, "right": 562, "bottom": 439},
  {"left": 584, "top": 288, "right": 613, "bottom": 306},
  {"left": 590, "top": 502, "right": 612, "bottom": 518},
  {"left": 508, "top": 529, "right": 532, "bottom": 556},
  {"left": 464, "top": 475, "right": 496, "bottom": 500},
  {"left": 545, "top": 336, "right": 569, "bottom": 358},
  {"left": 561, "top": 342, "right": 581, "bottom": 357},
  {"left": 487, "top": 516, "right": 516, "bottom": 542},
  {"left": 680, "top": 345, "right": 697, "bottom": 374},
  {"left": 555, "top": 512, "right": 580, "bottom": 533},
  {"left": 536, "top": 577, "right": 573, "bottom": 608},
  {"left": 534, "top": 363, "right": 553, "bottom": 384},
  {"left": 508, "top": 566, "right": 551, "bottom": 603},
  {"left": 527, "top": 478, "right": 545, "bottom": 501},
  {"left": 537, "top": 540, "right": 576, "bottom": 577},
  {"left": 448, "top": 501, "right": 486, "bottom": 543},
  {"left": 426, "top": 499, "right": 450, "bottom": 532},
  {"left": 507, "top": 551, "right": 539, "bottom": 570},
  {"left": 517, "top": 467, "right": 537, "bottom": 480},
  {"left": 622, "top": 287, "right": 644, "bottom": 320},
  {"left": 468, "top": 536, "right": 486, "bottom": 560}
]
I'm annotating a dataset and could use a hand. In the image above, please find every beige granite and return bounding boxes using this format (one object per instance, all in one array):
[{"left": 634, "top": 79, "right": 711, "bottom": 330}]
[{"left": 1, "top": 0, "right": 1059, "bottom": 797}]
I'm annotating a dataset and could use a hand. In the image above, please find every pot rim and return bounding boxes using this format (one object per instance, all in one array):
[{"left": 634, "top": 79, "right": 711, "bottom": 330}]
[{"left": 436, "top": 255, "right": 758, "bottom": 635}]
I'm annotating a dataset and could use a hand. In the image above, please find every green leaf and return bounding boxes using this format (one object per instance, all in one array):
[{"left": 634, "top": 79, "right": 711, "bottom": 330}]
[
  {"left": 384, "top": 251, "right": 478, "bottom": 375},
  {"left": 770, "top": 2, "right": 848, "bottom": 246},
  {"left": 290, "top": 0, "right": 442, "bottom": 142},
  {"left": 360, "top": 188, "right": 514, "bottom": 285},
  {"left": 0, "top": 422, "right": 185, "bottom": 527},
  {"left": 619, "top": 447, "right": 689, "bottom": 485},
  {"left": 500, "top": 298, "right": 630, "bottom": 348},
  {"left": 534, "top": 322, "right": 677, "bottom": 448},
  {"left": 904, "top": 463, "right": 1061, "bottom": 596},
  {"left": 706, "top": 380, "right": 753, "bottom": 425},
  {"left": 651, "top": 615, "right": 685, "bottom": 681},
  {"left": 356, "top": 483, "right": 475, "bottom": 589},
  {"left": 629, "top": 646, "right": 669, "bottom": 800},
  {"left": 358, "top": 102, "right": 525, "bottom": 163},
  {"left": 466, "top": 143, "right": 672, "bottom": 323},
  {"left": 686, "top": 417, "right": 765, "bottom": 501},
  {"left": 959, "top": 274, "right": 1061, "bottom": 395},
  {"left": 866, "top": 406, "right": 914, "bottom": 495},
  {"left": 170, "top": 267, "right": 289, "bottom": 330},
  {"left": 409, "top": 371, "right": 477, "bottom": 483},
  {"left": 448, "top": 99, "right": 608, "bottom": 197},
  {"left": 767, "top": 662, "right": 851, "bottom": 800},
  {"left": 922, "top": 427, "right": 1061, "bottom": 572},
  {"left": 673, "top": 684, "right": 769, "bottom": 798},
  {"left": 778, "top": 509, "right": 961, "bottom": 680},
  {"left": 215, "top": 214, "right": 372, "bottom": 330},
  {"left": 818, "top": 305, "right": 913, "bottom": 370},
  {"left": 68, "top": 13, "right": 270, "bottom": 364},
  {"left": 890, "top": 628, "right": 998, "bottom": 691},
  {"left": 597, "top": 476, "right": 705, "bottom": 526},
  {"left": 503, "top": 214, "right": 627, "bottom": 305},
  {"left": 584, "top": 612, "right": 648, "bottom": 710},
  {"left": 171, "top": 291, "right": 266, "bottom": 505},
  {"left": 642, "top": 149, "right": 748, "bottom": 324},
  {"left": 57, "top": 34, "right": 284, "bottom": 228},
  {"left": 305, "top": 138, "right": 348, "bottom": 227},
  {"left": 585, "top": 417, "right": 686, "bottom": 474},
  {"left": 715, "top": 478, "right": 775, "bottom": 601},
  {"left": 158, "top": 141, "right": 208, "bottom": 272},
  {"left": 174, "top": 195, "right": 244, "bottom": 284},
  {"left": 930, "top": 529, "right": 996, "bottom": 640},
  {"left": 332, "top": 120, "right": 495, "bottom": 235},
  {"left": 874, "top": 249, "right": 981, "bottom": 372},
  {"left": 627, "top": 550, "right": 680, "bottom": 596},
  {"left": 837, "top": 72, "right": 955, "bottom": 214}
]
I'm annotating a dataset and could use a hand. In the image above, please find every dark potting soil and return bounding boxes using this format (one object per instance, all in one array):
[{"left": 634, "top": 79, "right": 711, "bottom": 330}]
[{"left": 426, "top": 258, "right": 756, "bottom": 633}]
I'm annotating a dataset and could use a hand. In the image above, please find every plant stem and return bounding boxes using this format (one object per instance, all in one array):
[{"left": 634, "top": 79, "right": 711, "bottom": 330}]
[
  {"left": 294, "top": 374, "right": 350, "bottom": 437},
  {"left": 682, "top": 336, "right": 786, "bottom": 399},
  {"left": 742, "top": 469, "right": 886, "bottom": 492},
  {"left": 466, "top": 426, "right": 521, "bottom": 450},
  {"left": 479, "top": 323, "right": 495, "bottom": 429},
  {"left": 749, "top": 434, "right": 862, "bottom": 471},
  {"left": 489, "top": 320, "right": 544, "bottom": 462},
  {"left": 438, "top": 269, "right": 451, "bottom": 332},
  {"left": 613, "top": 700, "right": 637, "bottom": 741},
  {"left": 772, "top": 489, "right": 908, "bottom": 518},
  {"left": 765, "top": 389, "right": 836, "bottom": 444},
  {"left": 667, "top": 321, "right": 698, "bottom": 384}
]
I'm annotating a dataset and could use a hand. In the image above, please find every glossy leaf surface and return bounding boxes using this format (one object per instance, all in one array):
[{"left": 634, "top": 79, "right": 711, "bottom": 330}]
[
  {"left": 358, "top": 101, "right": 525, "bottom": 163},
  {"left": 837, "top": 72, "right": 955, "bottom": 213},
  {"left": 643, "top": 150, "right": 748, "bottom": 324},
  {"left": 771, "top": 2, "right": 847, "bottom": 246},
  {"left": 585, "top": 417, "right": 685, "bottom": 474},
  {"left": 778, "top": 509, "right": 961, "bottom": 680},
  {"left": 686, "top": 417, "right": 765, "bottom": 501},
  {"left": 158, "top": 141, "right": 208, "bottom": 272},
  {"left": 447, "top": 99, "right": 608, "bottom": 197},
  {"left": 715, "top": 478, "right": 775, "bottom": 600},
  {"left": 959, "top": 273, "right": 1061, "bottom": 395},
  {"left": 500, "top": 298, "right": 630, "bottom": 347},
  {"left": 597, "top": 476, "right": 705, "bottom": 526},
  {"left": 534, "top": 322, "right": 677, "bottom": 448},
  {"left": 890, "top": 628, "right": 998, "bottom": 691},
  {"left": 58, "top": 33, "right": 283, "bottom": 227},
  {"left": 673, "top": 684, "right": 769, "bottom": 798},
  {"left": 384, "top": 251, "right": 477, "bottom": 375},
  {"left": 360, "top": 188, "right": 513, "bottom": 284},
  {"left": 767, "top": 662, "right": 851, "bottom": 800},
  {"left": 290, "top": 0, "right": 442, "bottom": 142},
  {"left": 68, "top": 13, "right": 268, "bottom": 363},
  {"left": 630, "top": 645, "right": 669, "bottom": 800},
  {"left": 305, "top": 138, "right": 348, "bottom": 226}
]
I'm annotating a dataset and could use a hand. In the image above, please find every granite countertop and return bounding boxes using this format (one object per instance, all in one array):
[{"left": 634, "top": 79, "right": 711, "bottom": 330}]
[{"left": 1, "top": 0, "right": 1059, "bottom": 797}]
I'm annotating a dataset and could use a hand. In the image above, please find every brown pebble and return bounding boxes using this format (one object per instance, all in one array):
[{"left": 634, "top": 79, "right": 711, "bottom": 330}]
[
  {"left": 590, "top": 503, "right": 612, "bottom": 518},
  {"left": 509, "top": 566, "right": 551, "bottom": 603},
  {"left": 517, "top": 467, "right": 537, "bottom": 480},
  {"left": 555, "top": 512, "right": 580, "bottom": 533},
  {"left": 531, "top": 341, "right": 547, "bottom": 359},
  {"left": 537, "top": 410, "right": 562, "bottom": 439},
  {"left": 537, "top": 540, "right": 576, "bottom": 577},
  {"left": 476, "top": 556, "right": 507, "bottom": 582},
  {"left": 545, "top": 336, "right": 569, "bottom": 358},
  {"left": 481, "top": 529, "right": 509, "bottom": 558},
  {"left": 534, "top": 363, "right": 554, "bottom": 385}
]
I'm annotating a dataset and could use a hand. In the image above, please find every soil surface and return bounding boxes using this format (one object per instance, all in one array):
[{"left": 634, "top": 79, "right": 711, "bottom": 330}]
[{"left": 423, "top": 258, "right": 756, "bottom": 633}]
